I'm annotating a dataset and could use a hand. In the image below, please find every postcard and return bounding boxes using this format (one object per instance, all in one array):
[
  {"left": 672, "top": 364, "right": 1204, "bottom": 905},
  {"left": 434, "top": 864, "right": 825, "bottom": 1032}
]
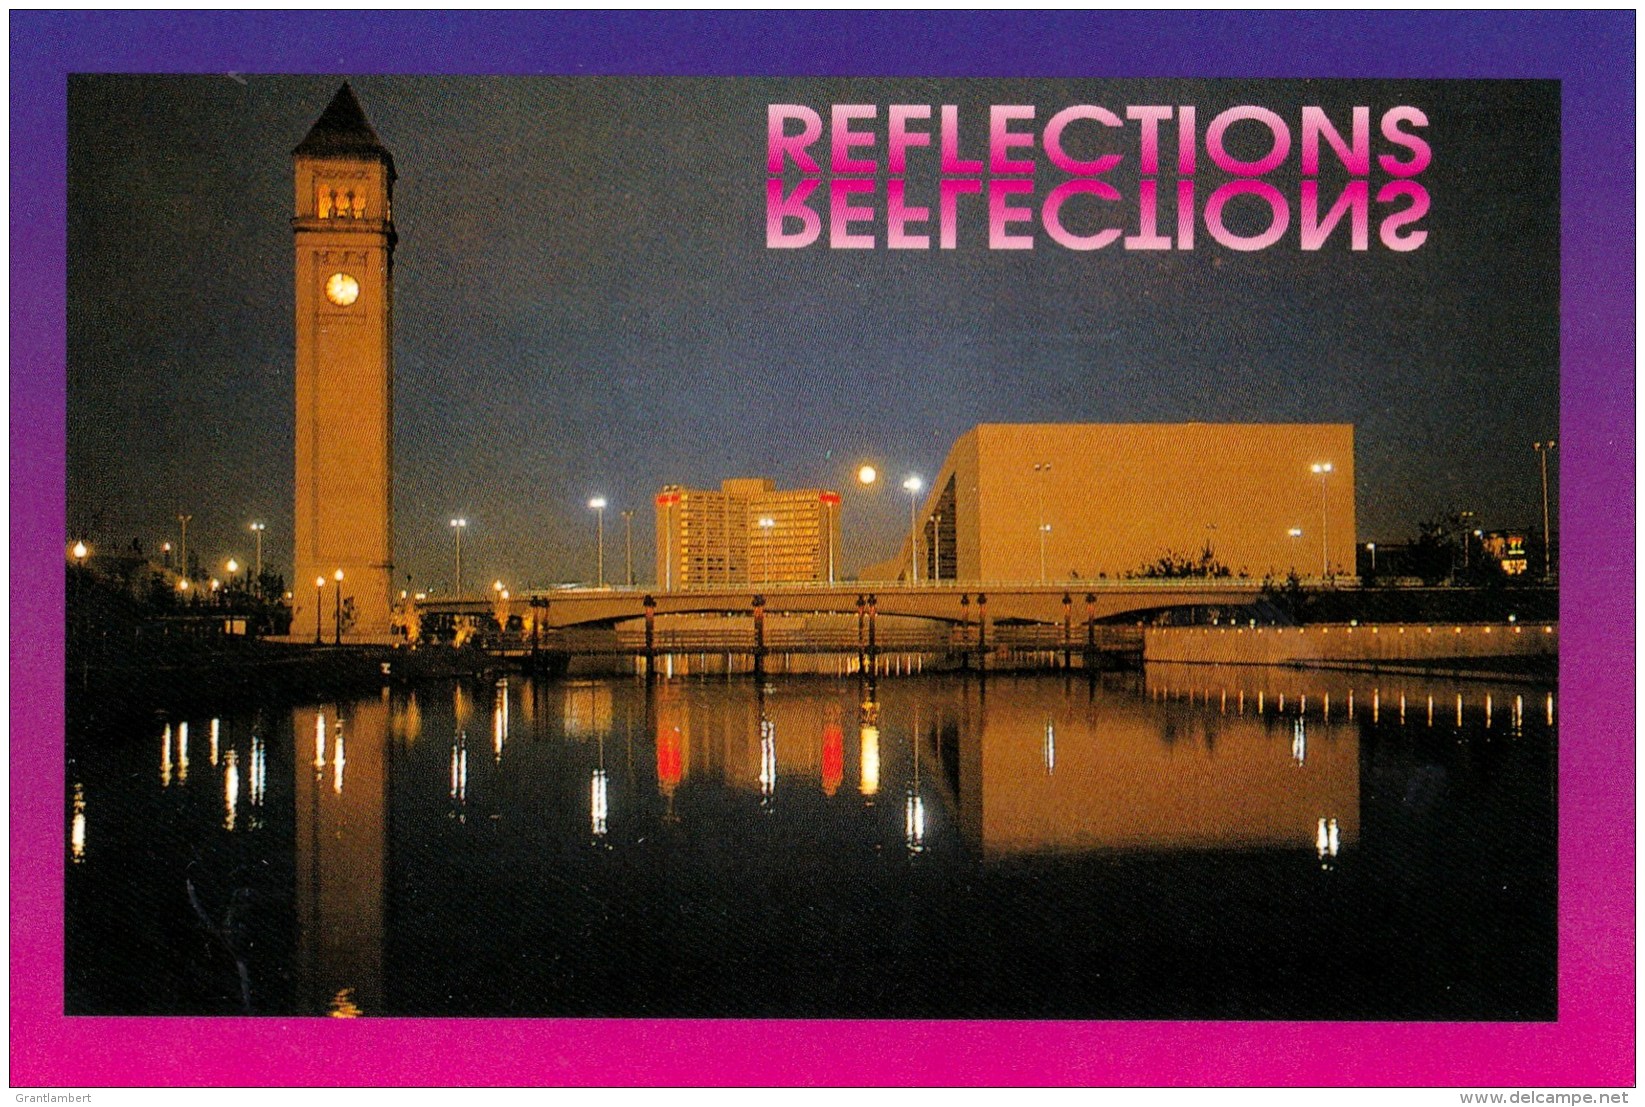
[{"left": 14, "top": 11, "right": 1634, "bottom": 1091}]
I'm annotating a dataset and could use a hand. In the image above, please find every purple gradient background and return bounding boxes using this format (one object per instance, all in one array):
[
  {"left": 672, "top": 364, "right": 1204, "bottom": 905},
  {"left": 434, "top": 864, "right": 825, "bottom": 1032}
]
[{"left": 11, "top": 11, "right": 1633, "bottom": 1087}]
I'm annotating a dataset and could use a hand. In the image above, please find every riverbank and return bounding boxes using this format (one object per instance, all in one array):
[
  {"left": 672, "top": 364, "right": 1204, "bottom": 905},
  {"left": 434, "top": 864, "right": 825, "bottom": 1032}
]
[
  {"left": 1144, "top": 621, "right": 1557, "bottom": 681},
  {"left": 65, "top": 639, "right": 509, "bottom": 729}
]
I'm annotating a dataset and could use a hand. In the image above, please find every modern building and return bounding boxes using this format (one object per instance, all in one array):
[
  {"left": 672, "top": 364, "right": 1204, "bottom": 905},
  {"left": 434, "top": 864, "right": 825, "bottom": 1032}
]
[
  {"left": 862, "top": 423, "right": 1357, "bottom": 584},
  {"left": 655, "top": 478, "right": 843, "bottom": 588},
  {"left": 292, "top": 83, "right": 397, "bottom": 638}
]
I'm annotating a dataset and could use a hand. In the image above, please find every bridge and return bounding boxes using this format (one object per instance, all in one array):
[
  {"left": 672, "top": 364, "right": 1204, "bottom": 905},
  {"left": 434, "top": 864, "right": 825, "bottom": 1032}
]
[
  {"left": 415, "top": 579, "right": 1271, "bottom": 631},
  {"left": 407, "top": 580, "right": 1270, "bottom": 670}
]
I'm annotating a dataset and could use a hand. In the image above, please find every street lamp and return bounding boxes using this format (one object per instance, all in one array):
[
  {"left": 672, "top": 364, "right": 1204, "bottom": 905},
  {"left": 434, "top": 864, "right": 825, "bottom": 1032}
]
[
  {"left": 622, "top": 510, "right": 635, "bottom": 587},
  {"left": 1366, "top": 542, "right": 1376, "bottom": 573},
  {"left": 71, "top": 540, "right": 89, "bottom": 564},
  {"left": 225, "top": 558, "right": 239, "bottom": 595},
  {"left": 333, "top": 568, "right": 344, "bottom": 644},
  {"left": 758, "top": 516, "right": 775, "bottom": 584},
  {"left": 588, "top": 498, "right": 608, "bottom": 587},
  {"left": 450, "top": 518, "right": 467, "bottom": 597},
  {"left": 902, "top": 476, "right": 922, "bottom": 584},
  {"left": 249, "top": 522, "right": 266, "bottom": 589},
  {"left": 1533, "top": 440, "right": 1557, "bottom": 576},
  {"left": 1310, "top": 462, "right": 1333, "bottom": 578},
  {"left": 1033, "top": 462, "right": 1052, "bottom": 583},
  {"left": 314, "top": 576, "right": 325, "bottom": 644},
  {"left": 820, "top": 491, "right": 841, "bottom": 585},
  {"left": 177, "top": 513, "right": 192, "bottom": 581}
]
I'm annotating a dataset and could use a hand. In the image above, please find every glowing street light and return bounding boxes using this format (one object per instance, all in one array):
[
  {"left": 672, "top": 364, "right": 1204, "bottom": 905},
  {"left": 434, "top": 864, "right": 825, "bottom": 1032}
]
[
  {"left": 225, "top": 558, "right": 239, "bottom": 591},
  {"left": 71, "top": 540, "right": 89, "bottom": 563},
  {"left": 1033, "top": 462, "right": 1052, "bottom": 583},
  {"left": 1366, "top": 542, "right": 1376, "bottom": 573},
  {"left": 450, "top": 518, "right": 468, "bottom": 597},
  {"left": 333, "top": 568, "right": 345, "bottom": 645},
  {"left": 820, "top": 491, "right": 841, "bottom": 585},
  {"left": 902, "top": 476, "right": 923, "bottom": 584},
  {"left": 1310, "top": 462, "right": 1333, "bottom": 578},
  {"left": 857, "top": 464, "right": 878, "bottom": 487},
  {"left": 313, "top": 575, "right": 325, "bottom": 643},
  {"left": 588, "top": 498, "right": 608, "bottom": 587},
  {"left": 249, "top": 522, "right": 266, "bottom": 585}
]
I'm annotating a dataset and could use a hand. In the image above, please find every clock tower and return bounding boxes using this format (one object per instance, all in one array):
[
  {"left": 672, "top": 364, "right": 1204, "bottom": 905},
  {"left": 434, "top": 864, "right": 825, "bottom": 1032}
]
[{"left": 292, "top": 82, "right": 396, "bottom": 639}]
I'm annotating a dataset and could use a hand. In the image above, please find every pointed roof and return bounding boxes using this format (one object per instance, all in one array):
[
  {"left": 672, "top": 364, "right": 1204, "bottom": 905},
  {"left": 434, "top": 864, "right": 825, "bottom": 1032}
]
[{"left": 293, "top": 82, "right": 395, "bottom": 176}]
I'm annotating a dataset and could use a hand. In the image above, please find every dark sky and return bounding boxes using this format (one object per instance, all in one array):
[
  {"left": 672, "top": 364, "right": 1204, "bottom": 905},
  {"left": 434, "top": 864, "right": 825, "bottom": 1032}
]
[{"left": 67, "top": 75, "right": 1558, "bottom": 590}]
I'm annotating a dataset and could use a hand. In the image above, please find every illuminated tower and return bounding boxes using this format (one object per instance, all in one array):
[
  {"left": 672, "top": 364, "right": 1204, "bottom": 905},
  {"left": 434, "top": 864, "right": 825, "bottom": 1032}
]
[{"left": 292, "top": 82, "right": 396, "bottom": 638}]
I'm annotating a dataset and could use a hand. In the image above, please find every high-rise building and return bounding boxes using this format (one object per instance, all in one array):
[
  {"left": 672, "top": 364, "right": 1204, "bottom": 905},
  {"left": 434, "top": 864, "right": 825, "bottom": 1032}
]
[
  {"left": 655, "top": 479, "right": 842, "bottom": 588},
  {"left": 292, "top": 83, "right": 396, "bottom": 638}
]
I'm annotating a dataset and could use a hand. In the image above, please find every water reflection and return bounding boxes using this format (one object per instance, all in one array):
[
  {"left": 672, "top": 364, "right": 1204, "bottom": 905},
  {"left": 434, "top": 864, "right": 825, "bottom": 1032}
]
[
  {"left": 68, "top": 664, "right": 1556, "bottom": 1019},
  {"left": 293, "top": 702, "right": 386, "bottom": 1017}
]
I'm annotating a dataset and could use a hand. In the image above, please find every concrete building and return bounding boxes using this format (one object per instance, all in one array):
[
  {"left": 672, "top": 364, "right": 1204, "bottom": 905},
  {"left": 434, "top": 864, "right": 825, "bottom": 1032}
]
[
  {"left": 655, "top": 478, "right": 843, "bottom": 588},
  {"left": 292, "top": 83, "right": 397, "bottom": 638},
  {"left": 863, "top": 423, "right": 1356, "bottom": 584}
]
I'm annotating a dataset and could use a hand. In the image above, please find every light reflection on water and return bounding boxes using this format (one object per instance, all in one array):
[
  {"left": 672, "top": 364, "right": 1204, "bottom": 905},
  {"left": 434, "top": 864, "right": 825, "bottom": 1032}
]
[{"left": 67, "top": 665, "right": 1556, "bottom": 1020}]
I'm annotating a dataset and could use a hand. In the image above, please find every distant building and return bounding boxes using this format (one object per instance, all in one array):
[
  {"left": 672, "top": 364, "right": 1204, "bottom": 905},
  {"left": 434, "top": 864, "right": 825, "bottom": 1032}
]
[
  {"left": 860, "top": 423, "right": 1357, "bottom": 584},
  {"left": 655, "top": 478, "right": 842, "bottom": 588}
]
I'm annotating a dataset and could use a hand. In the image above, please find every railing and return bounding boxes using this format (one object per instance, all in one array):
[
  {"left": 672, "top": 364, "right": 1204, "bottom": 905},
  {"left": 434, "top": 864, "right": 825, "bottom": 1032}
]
[{"left": 480, "top": 624, "right": 1143, "bottom": 657}]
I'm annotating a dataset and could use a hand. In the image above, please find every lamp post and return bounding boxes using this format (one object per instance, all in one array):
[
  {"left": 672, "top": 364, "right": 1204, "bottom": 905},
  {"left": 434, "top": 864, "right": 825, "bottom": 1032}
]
[
  {"left": 588, "top": 498, "right": 608, "bottom": 587},
  {"left": 820, "top": 491, "right": 841, "bottom": 585},
  {"left": 1534, "top": 440, "right": 1557, "bottom": 576},
  {"left": 450, "top": 518, "right": 467, "bottom": 597},
  {"left": 177, "top": 513, "right": 192, "bottom": 581},
  {"left": 1033, "top": 462, "right": 1051, "bottom": 583},
  {"left": 1310, "top": 462, "right": 1333, "bottom": 579},
  {"left": 902, "top": 476, "right": 922, "bottom": 584},
  {"left": 333, "top": 569, "right": 344, "bottom": 644},
  {"left": 622, "top": 510, "right": 635, "bottom": 587},
  {"left": 226, "top": 558, "right": 239, "bottom": 596},
  {"left": 1366, "top": 542, "right": 1376, "bottom": 573},
  {"left": 162, "top": 541, "right": 173, "bottom": 571},
  {"left": 314, "top": 576, "right": 325, "bottom": 644},
  {"left": 248, "top": 522, "right": 266, "bottom": 588},
  {"left": 758, "top": 516, "right": 775, "bottom": 584}
]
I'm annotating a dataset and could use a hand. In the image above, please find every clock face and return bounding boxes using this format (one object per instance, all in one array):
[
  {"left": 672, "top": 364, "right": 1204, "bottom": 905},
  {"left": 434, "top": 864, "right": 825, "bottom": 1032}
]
[{"left": 324, "top": 272, "right": 360, "bottom": 307}]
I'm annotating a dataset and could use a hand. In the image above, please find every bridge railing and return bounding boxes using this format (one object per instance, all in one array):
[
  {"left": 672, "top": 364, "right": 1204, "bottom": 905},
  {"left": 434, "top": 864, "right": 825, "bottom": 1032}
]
[{"left": 479, "top": 623, "right": 1144, "bottom": 656}]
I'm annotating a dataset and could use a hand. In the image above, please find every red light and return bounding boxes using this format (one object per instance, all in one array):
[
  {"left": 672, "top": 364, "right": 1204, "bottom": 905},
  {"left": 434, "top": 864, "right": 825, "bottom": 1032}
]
[{"left": 819, "top": 492, "right": 841, "bottom": 506}]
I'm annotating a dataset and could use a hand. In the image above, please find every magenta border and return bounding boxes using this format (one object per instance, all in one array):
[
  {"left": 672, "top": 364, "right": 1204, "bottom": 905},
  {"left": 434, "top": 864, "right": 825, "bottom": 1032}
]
[{"left": 11, "top": 11, "right": 1634, "bottom": 1087}]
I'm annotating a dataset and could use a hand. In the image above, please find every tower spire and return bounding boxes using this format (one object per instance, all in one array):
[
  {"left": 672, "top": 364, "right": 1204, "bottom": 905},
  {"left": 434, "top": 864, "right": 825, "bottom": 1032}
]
[{"left": 294, "top": 82, "right": 395, "bottom": 177}]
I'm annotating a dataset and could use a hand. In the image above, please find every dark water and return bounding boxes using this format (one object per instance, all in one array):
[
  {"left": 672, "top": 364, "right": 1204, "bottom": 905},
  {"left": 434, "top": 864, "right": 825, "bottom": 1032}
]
[{"left": 65, "top": 665, "right": 1556, "bottom": 1019}]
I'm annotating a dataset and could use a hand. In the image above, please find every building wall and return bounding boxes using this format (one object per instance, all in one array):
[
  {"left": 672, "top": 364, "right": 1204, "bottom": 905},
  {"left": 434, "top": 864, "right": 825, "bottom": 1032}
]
[
  {"left": 656, "top": 479, "right": 842, "bottom": 588},
  {"left": 865, "top": 423, "right": 1356, "bottom": 583}
]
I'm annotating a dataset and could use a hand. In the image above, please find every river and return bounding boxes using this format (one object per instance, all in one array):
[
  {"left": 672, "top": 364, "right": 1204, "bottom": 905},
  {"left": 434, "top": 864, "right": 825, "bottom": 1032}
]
[{"left": 65, "top": 664, "right": 1555, "bottom": 1019}]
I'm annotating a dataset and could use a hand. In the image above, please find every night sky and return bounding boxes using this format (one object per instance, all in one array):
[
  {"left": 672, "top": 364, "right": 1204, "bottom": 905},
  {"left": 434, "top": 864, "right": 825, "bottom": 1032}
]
[{"left": 67, "top": 75, "right": 1558, "bottom": 591}]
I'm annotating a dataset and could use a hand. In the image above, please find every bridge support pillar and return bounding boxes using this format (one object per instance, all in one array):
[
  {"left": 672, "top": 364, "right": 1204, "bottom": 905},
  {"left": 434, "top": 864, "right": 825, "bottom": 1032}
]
[
  {"left": 866, "top": 594, "right": 878, "bottom": 674},
  {"left": 976, "top": 593, "right": 988, "bottom": 673},
  {"left": 643, "top": 594, "right": 657, "bottom": 681},
  {"left": 1062, "top": 592, "right": 1073, "bottom": 670},
  {"left": 1084, "top": 592, "right": 1097, "bottom": 668}
]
